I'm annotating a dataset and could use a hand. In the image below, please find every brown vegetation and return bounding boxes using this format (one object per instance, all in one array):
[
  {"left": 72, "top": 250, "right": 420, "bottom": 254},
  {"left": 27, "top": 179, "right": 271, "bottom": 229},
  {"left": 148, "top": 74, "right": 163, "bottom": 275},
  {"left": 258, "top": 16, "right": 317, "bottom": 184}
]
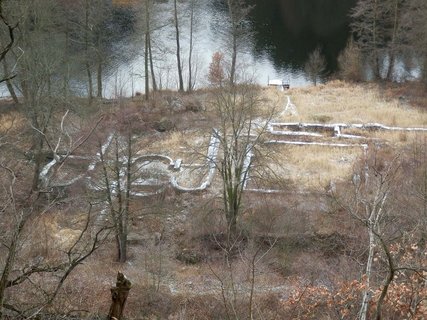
[{"left": 1, "top": 82, "right": 426, "bottom": 319}]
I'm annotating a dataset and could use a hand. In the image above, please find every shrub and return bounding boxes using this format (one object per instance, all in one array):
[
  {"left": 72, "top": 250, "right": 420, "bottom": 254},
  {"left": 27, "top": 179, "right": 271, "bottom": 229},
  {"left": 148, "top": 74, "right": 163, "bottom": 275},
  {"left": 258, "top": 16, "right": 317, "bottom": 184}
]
[{"left": 338, "top": 38, "right": 364, "bottom": 82}]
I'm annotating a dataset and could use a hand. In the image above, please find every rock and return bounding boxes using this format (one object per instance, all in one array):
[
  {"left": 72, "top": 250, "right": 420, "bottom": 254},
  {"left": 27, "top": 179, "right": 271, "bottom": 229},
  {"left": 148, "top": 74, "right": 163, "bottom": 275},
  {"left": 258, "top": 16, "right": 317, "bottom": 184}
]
[
  {"left": 173, "top": 159, "right": 182, "bottom": 171},
  {"left": 127, "top": 233, "right": 144, "bottom": 245},
  {"left": 165, "top": 96, "right": 184, "bottom": 111},
  {"left": 153, "top": 232, "right": 162, "bottom": 245},
  {"left": 176, "top": 248, "right": 202, "bottom": 265},
  {"left": 184, "top": 98, "right": 203, "bottom": 112},
  {"left": 154, "top": 118, "right": 175, "bottom": 132}
]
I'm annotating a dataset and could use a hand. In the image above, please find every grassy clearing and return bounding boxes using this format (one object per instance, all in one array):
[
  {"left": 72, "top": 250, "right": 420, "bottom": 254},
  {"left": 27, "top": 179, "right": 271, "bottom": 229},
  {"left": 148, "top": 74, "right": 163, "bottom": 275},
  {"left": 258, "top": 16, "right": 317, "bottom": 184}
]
[
  {"left": 259, "top": 87, "right": 286, "bottom": 116},
  {"left": 279, "top": 80, "right": 427, "bottom": 127},
  {"left": 135, "top": 82, "right": 426, "bottom": 191},
  {"left": 136, "top": 130, "right": 210, "bottom": 163},
  {"left": 266, "top": 144, "right": 361, "bottom": 189},
  {"left": 343, "top": 128, "right": 424, "bottom": 146}
]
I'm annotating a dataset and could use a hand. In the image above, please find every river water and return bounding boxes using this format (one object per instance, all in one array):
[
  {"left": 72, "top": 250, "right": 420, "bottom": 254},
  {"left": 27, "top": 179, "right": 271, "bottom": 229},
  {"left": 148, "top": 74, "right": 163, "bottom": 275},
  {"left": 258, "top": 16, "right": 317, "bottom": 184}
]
[{"left": 105, "top": 0, "right": 356, "bottom": 97}]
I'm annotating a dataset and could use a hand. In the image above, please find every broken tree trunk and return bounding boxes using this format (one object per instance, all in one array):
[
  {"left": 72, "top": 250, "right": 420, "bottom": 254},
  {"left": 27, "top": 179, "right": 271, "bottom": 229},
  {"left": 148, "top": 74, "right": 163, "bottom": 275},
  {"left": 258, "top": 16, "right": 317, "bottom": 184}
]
[{"left": 108, "top": 272, "right": 132, "bottom": 320}]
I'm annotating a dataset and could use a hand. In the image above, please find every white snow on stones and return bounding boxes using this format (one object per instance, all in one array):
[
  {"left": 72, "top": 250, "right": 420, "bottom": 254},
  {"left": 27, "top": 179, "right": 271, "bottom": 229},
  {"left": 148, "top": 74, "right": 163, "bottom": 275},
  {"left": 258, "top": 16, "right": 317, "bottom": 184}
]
[
  {"left": 40, "top": 93, "right": 426, "bottom": 197},
  {"left": 170, "top": 129, "right": 220, "bottom": 192},
  {"left": 282, "top": 95, "right": 298, "bottom": 116}
]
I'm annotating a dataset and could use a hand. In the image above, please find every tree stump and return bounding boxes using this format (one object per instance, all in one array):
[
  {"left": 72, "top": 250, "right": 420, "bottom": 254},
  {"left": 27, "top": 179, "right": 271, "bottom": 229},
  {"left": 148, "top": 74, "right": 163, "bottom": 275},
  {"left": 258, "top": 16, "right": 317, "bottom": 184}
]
[{"left": 108, "top": 272, "right": 132, "bottom": 320}]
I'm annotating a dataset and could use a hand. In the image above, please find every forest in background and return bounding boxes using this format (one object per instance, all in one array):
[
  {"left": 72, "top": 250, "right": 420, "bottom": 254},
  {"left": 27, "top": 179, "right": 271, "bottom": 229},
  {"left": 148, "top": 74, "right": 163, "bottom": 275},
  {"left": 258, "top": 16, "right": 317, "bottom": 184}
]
[{"left": 0, "top": 0, "right": 426, "bottom": 319}]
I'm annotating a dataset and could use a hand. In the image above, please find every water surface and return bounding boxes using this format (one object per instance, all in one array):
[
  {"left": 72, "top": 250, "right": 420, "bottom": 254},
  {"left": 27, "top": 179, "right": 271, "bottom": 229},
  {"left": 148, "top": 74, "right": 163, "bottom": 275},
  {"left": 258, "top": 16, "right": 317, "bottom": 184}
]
[{"left": 107, "top": 0, "right": 357, "bottom": 95}]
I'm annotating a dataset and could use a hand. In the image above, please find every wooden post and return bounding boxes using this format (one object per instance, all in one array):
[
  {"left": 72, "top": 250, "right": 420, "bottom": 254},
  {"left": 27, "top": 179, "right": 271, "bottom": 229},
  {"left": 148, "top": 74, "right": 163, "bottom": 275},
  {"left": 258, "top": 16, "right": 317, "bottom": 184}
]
[{"left": 108, "top": 272, "right": 132, "bottom": 320}]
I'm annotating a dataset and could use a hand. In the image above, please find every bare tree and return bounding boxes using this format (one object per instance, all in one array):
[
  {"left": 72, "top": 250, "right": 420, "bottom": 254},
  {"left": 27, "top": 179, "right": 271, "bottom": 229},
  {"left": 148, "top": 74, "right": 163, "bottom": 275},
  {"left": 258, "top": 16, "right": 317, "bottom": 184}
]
[
  {"left": 1, "top": 55, "right": 18, "bottom": 103},
  {"left": 138, "top": 0, "right": 163, "bottom": 99},
  {"left": 96, "top": 108, "right": 144, "bottom": 263},
  {"left": 305, "top": 47, "right": 327, "bottom": 86},
  {"left": 208, "top": 82, "right": 275, "bottom": 238},
  {"left": 384, "top": 0, "right": 405, "bottom": 80},
  {"left": 1, "top": 0, "right": 112, "bottom": 191},
  {"left": 34, "top": 110, "right": 104, "bottom": 190},
  {"left": 350, "top": 0, "right": 408, "bottom": 81},
  {"left": 205, "top": 200, "right": 279, "bottom": 320},
  {"left": 68, "top": 0, "right": 113, "bottom": 100},
  {"left": 187, "top": 0, "right": 197, "bottom": 92},
  {"left": 173, "top": 0, "right": 184, "bottom": 92},
  {"left": 403, "top": 0, "right": 427, "bottom": 84},
  {"left": 144, "top": 0, "right": 154, "bottom": 98},
  {"left": 335, "top": 153, "right": 399, "bottom": 320},
  {"left": 225, "top": 0, "right": 253, "bottom": 86},
  {"left": 99, "top": 133, "right": 133, "bottom": 263},
  {"left": 0, "top": 165, "right": 108, "bottom": 319},
  {"left": 338, "top": 37, "right": 364, "bottom": 82},
  {"left": 351, "top": 0, "right": 388, "bottom": 80},
  {"left": 0, "top": 0, "right": 18, "bottom": 102},
  {"left": 334, "top": 148, "right": 427, "bottom": 320},
  {"left": 1, "top": 0, "right": 66, "bottom": 190},
  {"left": 0, "top": 0, "right": 16, "bottom": 68}
]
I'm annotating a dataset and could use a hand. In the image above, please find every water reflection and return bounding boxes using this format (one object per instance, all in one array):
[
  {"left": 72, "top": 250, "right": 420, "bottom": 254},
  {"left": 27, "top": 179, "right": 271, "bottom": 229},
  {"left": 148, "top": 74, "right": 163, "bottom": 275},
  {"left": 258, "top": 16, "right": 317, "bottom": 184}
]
[
  {"left": 249, "top": 0, "right": 356, "bottom": 72},
  {"left": 105, "top": 0, "right": 356, "bottom": 96}
]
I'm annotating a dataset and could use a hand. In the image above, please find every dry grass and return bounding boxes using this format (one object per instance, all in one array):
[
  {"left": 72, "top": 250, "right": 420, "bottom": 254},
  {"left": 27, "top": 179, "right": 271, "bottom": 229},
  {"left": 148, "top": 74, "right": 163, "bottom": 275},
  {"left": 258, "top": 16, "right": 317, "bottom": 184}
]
[
  {"left": 0, "top": 111, "right": 25, "bottom": 133},
  {"left": 258, "top": 87, "right": 286, "bottom": 116},
  {"left": 267, "top": 145, "right": 361, "bottom": 189},
  {"left": 4, "top": 82, "right": 424, "bottom": 319},
  {"left": 372, "top": 130, "right": 425, "bottom": 145},
  {"left": 339, "top": 127, "right": 425, "bottom": 145},
  {"left": 278, "top": 80, "right": 427, "bottom": 127},
  {"left": 173, "top": 167, "right": 210, "bottom": 188},
  {"left": 137, "top": 130, "right": 209, "bottom": 162},
  {"left": 130, "top": 82, "right": 426, "bottom": 191}
]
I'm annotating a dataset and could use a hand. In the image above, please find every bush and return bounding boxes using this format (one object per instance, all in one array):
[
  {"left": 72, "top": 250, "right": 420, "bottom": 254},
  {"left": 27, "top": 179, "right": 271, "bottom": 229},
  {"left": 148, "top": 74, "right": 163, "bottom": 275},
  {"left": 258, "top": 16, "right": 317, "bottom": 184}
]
[
  {"left": 338, "top": 38, "right": 364, "bottom": 82},
  {"left": 184, "top": 97, "right": 203, "bottom": 112},
  {"left": 176, "top": 248, "right": 202, "bottom": 264},
  {"left": 305, "top": 47, "right": 327, "bottom": 86}
]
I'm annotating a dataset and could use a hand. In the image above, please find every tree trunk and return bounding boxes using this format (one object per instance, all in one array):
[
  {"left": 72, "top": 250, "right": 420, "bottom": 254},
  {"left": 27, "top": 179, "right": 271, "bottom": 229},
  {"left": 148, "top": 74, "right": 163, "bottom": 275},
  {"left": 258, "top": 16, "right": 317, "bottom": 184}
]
[
  {"left": 96, "top": 32, "right": 103, "bottom": 98},
  {"left": 174, "top": 0, "right": 184, "bottom": 92},
  {"left": 187, "top": 0, "right": 195, "bottom": 92},
  {"left": 144, "top": 33, "right": 149, "bottom": 101},
  {"left": 230, "top": 36, "right": 237, "bottom": 86},
  {"left": 386, "top": 0, "right": 399, "bottom": 81},
  {"left": 123, "top": 132, "right": 132, "bottom": 262},
  {"left": 108, "top": 272, "right": 132, "bottom": 320},
  {"left": 358, "top": 224, "right": 375, "bottom": 320},
  {"left": 62, "top": 20, "right": 70, "bottom": 100},
  {"left": 86, "top": 63, "right": 93, "bottom": 101},
  {"left": 422, "top": 56, "right": 427, "bottom": 86},
  {"left": 118, "top": 235, "right": 127, "bottom": 263},
  {"left": 372, "top": 0, "right": 381, "bottom": 80},
  {"left": 224, "top": 184, "right": 238, "bottom": 239},
  {"left": 114, "top": 137, "right": 126, "bottom": 263},
  {"left": 386, "top": 53, "right": 395, "bottom": 81},
  {"left": 227, "top": 0, "right": 238, "bottom": 86},
  {"left": 144, "top": 0, "right": 150, "bottom": 100},
  {"left": 148, "top": 33, "right": 157, "bottom": 92},
  {"left": 97, "top": 59, "right": 102, "bottom": 98},
  {"left": 85, "top": 0, "right": 93, "bottom": 102},
  {"left": 374, "top": 237, "right": 396, "bottom": 320},
  {"left": 0, "top": 213, "right": 26, "bottom": 319},
  {"left": 2, "top": 58, "right": 18, "bottom": 104},
  {"left": 31, "top": 132, "right": 44, "bottom": 191}
]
